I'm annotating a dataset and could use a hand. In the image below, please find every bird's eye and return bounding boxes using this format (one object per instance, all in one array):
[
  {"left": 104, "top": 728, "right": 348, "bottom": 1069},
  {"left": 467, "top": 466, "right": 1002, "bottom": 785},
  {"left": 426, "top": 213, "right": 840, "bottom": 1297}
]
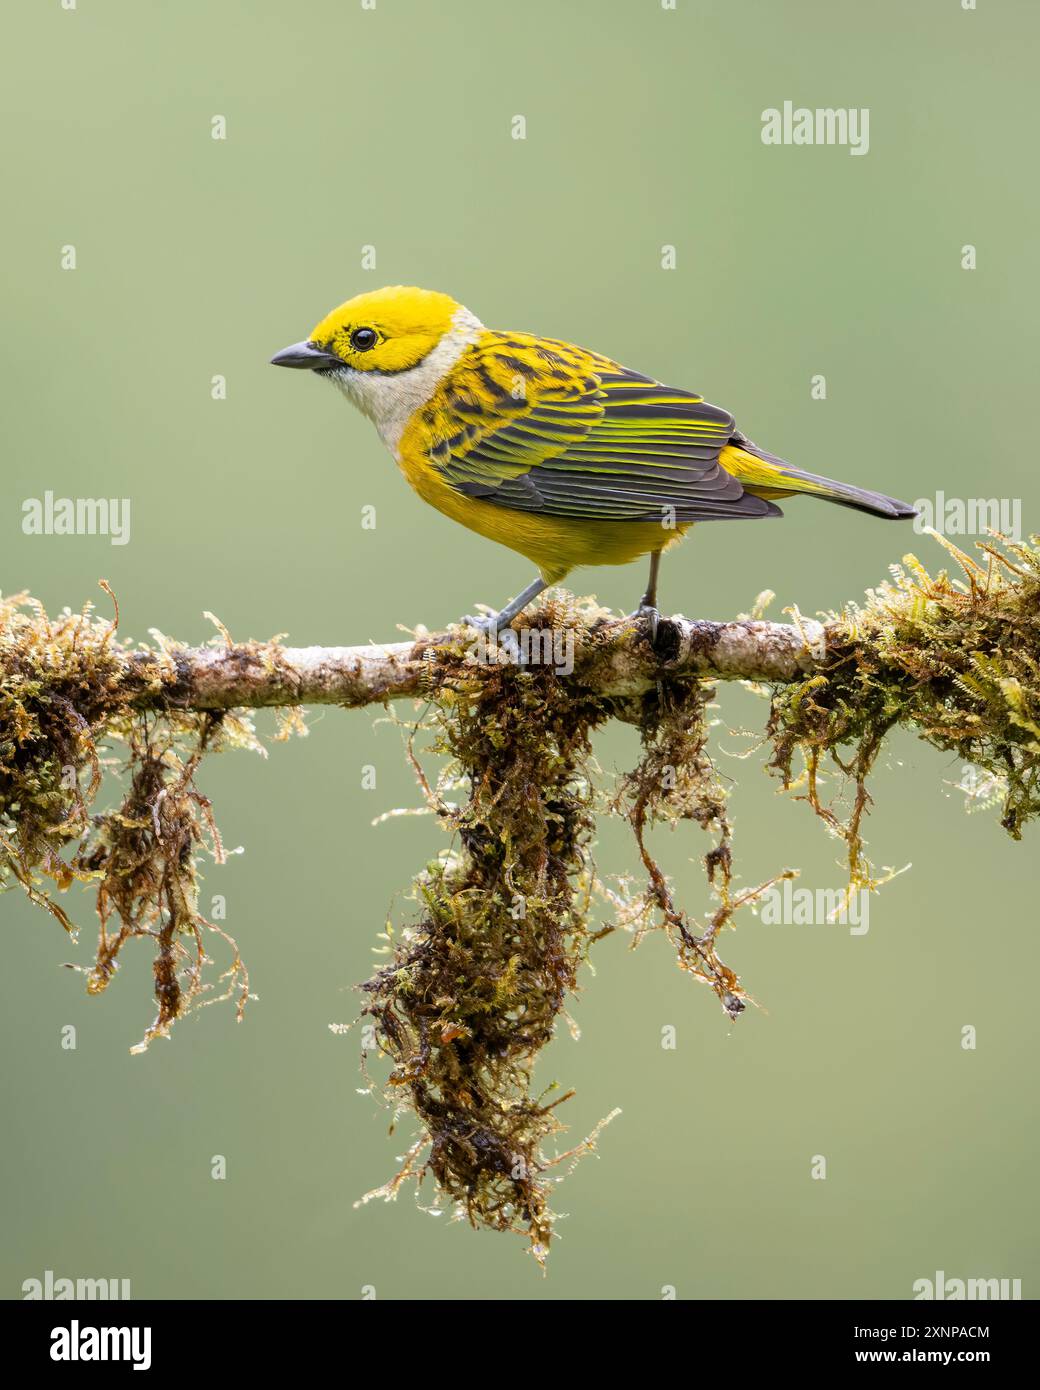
[{"left": 350, "top": 327, "right": 378, "bottom": 351}]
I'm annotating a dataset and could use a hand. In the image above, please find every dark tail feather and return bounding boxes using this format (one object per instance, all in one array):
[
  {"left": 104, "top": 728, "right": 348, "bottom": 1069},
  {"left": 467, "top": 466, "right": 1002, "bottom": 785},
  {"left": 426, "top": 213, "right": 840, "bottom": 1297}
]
[
  {"left": 784, "top": 467, "right": 918, "bottom": 519},
  {"left": 734, "top": 436, "right": 918, "bottom": 520}
]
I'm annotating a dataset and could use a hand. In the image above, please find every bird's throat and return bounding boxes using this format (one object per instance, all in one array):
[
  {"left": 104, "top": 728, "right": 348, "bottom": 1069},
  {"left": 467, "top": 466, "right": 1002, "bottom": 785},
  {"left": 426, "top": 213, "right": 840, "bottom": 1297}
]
[{"left": 327, "top": 308, "right": 484, "bottom": 455}]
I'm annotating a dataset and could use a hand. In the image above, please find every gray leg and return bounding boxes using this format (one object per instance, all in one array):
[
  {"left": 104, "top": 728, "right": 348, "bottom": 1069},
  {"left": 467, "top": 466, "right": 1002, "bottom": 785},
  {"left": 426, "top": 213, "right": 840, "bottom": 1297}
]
[
  {"left": 640, "top": 550, "right": 661, "bottom": 611},
  {"left": 626, "top": 550, "right": 663, "bottom": 640},
  {"left": 463, "top": 576, "right": 547, "bottom": 635}
]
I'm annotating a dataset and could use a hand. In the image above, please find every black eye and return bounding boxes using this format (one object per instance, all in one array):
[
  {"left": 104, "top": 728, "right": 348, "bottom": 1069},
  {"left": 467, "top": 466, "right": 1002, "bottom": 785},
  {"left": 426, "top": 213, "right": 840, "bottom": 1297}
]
[{"left": 350, "top": 327, "right": 377, "bottom": 351}]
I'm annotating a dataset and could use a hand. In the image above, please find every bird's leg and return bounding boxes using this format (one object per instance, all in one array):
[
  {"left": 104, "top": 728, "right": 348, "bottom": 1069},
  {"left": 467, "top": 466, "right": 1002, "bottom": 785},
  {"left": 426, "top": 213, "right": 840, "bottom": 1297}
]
[
  {"left": 626, "top": 550, "right": 662, "bottom": 641},
  {"left": 640, "top": 549, "right": 661, "bottom": 610},
  {"left": 462, "top": 576, "right": 547, "bottom": 637}
]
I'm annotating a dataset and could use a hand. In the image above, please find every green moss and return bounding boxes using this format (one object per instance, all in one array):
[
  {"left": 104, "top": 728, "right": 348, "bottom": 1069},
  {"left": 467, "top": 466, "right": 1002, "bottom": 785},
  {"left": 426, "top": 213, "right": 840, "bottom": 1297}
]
[
  {"left": 356, "top": 597, "right": 617, "bottom": 1263},
  {"left": 355, "top": 597, "right": 782, "bottom": 1262},
  {"left": 0, "top": 589, "right": 258, "bottom": 1051},
  {"left": 768, "top": 532, "right": 1040, "bottom": 898},
  {"left": 5, "top": 534, "right": 1040, "bottom": 1262}
]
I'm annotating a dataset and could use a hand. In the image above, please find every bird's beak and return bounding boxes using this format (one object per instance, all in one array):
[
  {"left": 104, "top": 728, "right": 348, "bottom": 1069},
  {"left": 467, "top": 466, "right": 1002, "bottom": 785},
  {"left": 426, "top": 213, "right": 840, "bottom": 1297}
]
[{"left": 269, "top": 340, "right": 341, "bottom": 370}]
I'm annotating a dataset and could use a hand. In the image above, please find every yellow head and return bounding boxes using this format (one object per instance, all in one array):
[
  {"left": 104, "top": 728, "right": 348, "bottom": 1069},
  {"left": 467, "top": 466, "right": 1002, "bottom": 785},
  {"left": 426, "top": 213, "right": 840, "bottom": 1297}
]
[
  {"left": 271, "top": 285, "right": 484, "bottom": 443},
  {"left": 309, "top": 286, "right": 463, "bottom": 373}
]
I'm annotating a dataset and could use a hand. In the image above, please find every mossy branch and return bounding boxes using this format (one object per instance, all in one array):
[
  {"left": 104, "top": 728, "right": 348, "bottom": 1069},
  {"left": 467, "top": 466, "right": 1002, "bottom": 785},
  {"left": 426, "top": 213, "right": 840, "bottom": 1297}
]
[
  {"left": 3, "top": 529, "right": 1039, "bottom": 1262},
  {"left": 112, "top": 612, "right": 827, "bottom": 713}
]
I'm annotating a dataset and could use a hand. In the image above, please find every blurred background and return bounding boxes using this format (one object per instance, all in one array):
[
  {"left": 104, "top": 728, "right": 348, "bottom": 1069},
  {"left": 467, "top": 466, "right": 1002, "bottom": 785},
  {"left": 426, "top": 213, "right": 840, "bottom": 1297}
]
[{"left": 1, "top": 0, "right": 1037, "bottom": 1300}]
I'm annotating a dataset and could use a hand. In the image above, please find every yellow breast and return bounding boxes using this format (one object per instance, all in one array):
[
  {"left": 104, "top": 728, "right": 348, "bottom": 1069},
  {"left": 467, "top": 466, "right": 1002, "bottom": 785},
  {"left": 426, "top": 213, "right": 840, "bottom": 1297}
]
[{"left": 401, "top": 447, "right": 685, "bottom": 581}]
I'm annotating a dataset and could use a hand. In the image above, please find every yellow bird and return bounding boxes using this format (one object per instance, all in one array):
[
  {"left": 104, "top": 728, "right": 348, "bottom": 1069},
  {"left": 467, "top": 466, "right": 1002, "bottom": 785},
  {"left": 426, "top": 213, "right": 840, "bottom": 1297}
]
[{"left": 272, "top": 286, "right": 916, "bottom": 634}]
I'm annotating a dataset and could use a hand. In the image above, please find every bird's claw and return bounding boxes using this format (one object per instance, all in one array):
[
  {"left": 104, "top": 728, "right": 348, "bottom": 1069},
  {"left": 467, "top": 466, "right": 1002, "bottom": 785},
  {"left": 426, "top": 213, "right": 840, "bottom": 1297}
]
[
  {"left": 461, "top": 612, "right": 538, "bottom": 667},
  {"left": 461, "top": 612, "right": 504, "bottom": 637},
  {"left": 626, "top": 603, "right": 661, "bottom": 644}
]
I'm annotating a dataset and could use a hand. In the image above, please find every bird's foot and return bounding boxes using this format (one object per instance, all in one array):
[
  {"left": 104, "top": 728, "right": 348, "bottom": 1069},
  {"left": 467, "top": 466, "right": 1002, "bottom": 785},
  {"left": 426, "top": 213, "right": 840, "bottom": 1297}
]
[
  {"left": 625, "top": 602, "right": 661, "bottom": 644},
  {"left": 460, "top": 611, "right": 539, "bottom": 668},
  {"left": 460, "top": 610, "right": 506, "bottom": 638},
  {"left": 459, "top": 578, "right": 548, "bottom": 643}
]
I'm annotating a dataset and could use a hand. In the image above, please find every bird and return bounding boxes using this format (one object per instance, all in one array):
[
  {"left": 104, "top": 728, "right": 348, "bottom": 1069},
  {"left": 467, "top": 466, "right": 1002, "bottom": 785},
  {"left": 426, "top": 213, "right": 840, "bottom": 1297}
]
[{"left": 271, "top": 285, "right": 916, "bottom": 636}]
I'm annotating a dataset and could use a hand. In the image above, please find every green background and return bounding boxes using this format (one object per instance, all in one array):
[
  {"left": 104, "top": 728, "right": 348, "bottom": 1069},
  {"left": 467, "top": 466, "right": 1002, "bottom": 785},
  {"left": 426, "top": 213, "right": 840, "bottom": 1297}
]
[{"left": 2, "top": 0, "right": 1037, "bottom": 1300}]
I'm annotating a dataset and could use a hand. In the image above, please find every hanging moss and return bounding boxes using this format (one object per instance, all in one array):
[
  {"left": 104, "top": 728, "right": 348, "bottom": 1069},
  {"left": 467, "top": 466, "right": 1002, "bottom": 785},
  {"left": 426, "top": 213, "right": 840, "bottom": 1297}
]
[
  {"left": 0, "top": 589, "right": 262, "bottom": 1051},
  {"left": 354, "top": 599, "right": 799, "bottom": 1261},
  {"left": 767, "top": 532, "right": 1040, "bottom": 899},
  {"left": 3, "top": 533, "right": 1040, "bottom": 1261},
  {"left": 354, "top": 601, "right": 614, "bottom": 1262}
]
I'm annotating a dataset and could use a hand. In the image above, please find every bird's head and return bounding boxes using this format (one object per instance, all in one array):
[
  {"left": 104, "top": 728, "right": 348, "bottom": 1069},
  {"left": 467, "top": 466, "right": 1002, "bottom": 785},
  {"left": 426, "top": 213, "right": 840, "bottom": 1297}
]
[{"left": 271, "top": 285, "right": 483, "bottom": 442}]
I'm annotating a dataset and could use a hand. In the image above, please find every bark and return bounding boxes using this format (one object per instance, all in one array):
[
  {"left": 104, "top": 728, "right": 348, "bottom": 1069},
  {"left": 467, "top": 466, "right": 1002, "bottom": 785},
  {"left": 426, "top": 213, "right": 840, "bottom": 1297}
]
[{"left": 128, "top": 615, "right": 831, "bottom": 712}]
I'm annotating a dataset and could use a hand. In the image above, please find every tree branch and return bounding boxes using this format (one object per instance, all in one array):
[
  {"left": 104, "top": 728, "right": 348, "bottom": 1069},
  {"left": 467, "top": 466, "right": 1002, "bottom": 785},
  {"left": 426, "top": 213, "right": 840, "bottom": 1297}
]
[{"left": 134, "top": 615, "right": 830, "bottom": 712}]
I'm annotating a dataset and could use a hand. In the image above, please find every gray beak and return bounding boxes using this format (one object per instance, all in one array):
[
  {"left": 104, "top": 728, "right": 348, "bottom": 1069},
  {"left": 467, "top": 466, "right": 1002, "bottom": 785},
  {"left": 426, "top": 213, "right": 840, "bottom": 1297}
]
[{"left": 270, "top": 340, "right": 341, "bottom": 370}]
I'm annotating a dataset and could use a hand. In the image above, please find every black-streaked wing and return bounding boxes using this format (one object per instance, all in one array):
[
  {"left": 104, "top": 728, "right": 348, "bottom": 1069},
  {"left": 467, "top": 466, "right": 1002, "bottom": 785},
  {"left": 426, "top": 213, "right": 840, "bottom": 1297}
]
[{"left": 430, "top": 367, "right": 781, "bottom": 524}]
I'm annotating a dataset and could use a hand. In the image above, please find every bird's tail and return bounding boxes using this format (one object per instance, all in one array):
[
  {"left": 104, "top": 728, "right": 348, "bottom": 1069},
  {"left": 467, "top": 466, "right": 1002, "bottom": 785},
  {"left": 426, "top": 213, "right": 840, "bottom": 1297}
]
[{"left": 722, "top": 438, "right": 918, "bottom": 520}]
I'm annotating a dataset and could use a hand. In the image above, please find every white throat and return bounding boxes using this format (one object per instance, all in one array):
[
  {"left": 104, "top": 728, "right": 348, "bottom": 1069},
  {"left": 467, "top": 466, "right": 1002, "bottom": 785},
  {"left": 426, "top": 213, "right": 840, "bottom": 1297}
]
[{"left": 327, "top": 306, "right": 483, "bottom": 455}]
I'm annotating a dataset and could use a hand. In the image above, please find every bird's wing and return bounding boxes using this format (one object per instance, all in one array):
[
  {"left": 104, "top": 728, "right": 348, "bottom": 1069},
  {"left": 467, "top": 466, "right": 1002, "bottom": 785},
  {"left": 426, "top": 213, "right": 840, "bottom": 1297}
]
[{"left": 428, "top": 356, "right": 781, "bottom": 524}]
